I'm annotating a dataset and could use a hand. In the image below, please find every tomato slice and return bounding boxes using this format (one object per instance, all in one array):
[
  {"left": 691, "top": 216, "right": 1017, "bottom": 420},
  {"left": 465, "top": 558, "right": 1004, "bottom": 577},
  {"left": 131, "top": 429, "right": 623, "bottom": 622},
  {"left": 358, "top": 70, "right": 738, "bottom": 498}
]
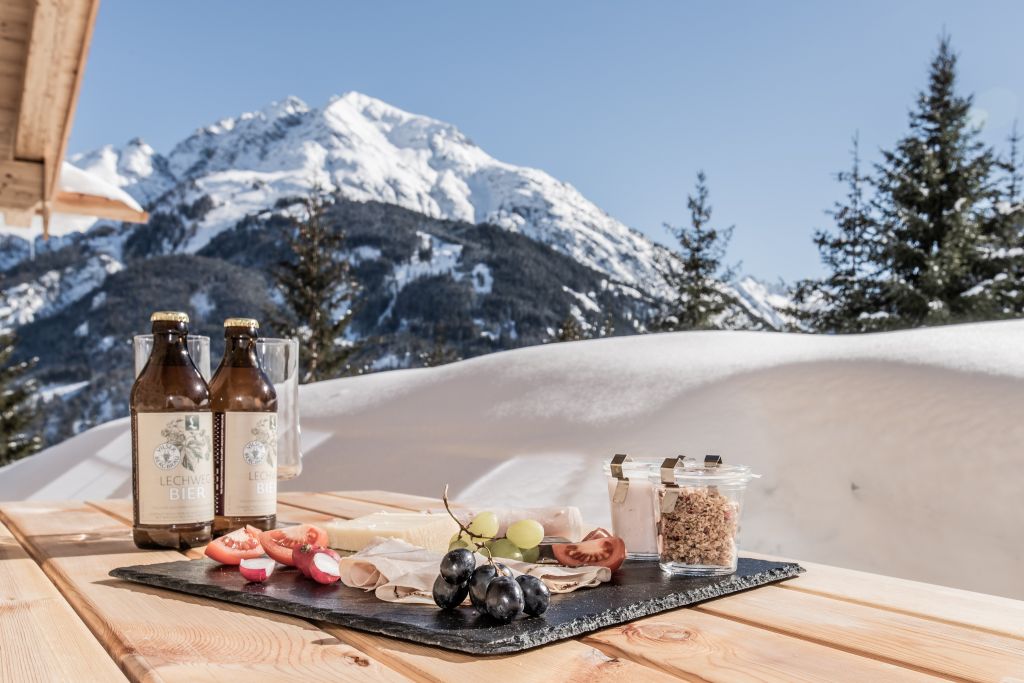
[
  {"left": 551, "top": 536, "right": 627, "bottom": 571},
  {"left": 258, "top": 524, "right": 328, "bottom": 566},
  {"left": 204, "top": 525, "right": 265, "bottom": 565}
]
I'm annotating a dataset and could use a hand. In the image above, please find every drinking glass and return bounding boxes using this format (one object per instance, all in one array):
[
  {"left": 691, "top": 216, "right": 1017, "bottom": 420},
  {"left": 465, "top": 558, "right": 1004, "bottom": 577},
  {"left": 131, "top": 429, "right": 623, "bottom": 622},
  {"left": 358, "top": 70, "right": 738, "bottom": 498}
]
[
  {"left": 256, "top": 337, "right": 301, "bottom": 480},
  {"left": 133, "top": 334, "right": 211, "bottom": 380}
]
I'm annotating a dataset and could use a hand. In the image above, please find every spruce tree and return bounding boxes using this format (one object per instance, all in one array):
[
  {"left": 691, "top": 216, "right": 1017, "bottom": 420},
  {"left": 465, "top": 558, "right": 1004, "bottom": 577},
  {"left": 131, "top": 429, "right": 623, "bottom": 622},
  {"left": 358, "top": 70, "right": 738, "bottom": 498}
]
[
  {"left": 980, "top": 121, "right": 1024, "bottom": 315},
  {"left": 793, "top": 134, "right": 884, "bottom": 331},
  {"left": 658, "top": 171, "right": 739, "bottom": 330},
  {"left": 0, "top": 331, "right": 41, "bottom": 465},
  {"left": 800, "top": 35, "right": 1024, "bottom": 331},
  {"left": 272, "top": 189, "right": 361, "bottom": 383},
  {"left": 869, "top": 35, "right": 1008, "bottom": 327},
  {"left": 556, "top": 313, "right": 585, "bottom": 342}
]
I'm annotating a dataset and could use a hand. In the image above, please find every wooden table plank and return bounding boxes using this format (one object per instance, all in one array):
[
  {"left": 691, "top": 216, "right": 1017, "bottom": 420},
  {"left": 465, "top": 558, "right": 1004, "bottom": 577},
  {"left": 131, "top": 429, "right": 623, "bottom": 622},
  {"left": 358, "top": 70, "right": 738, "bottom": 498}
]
[
  {"left": 0, "top": 501, "right": 410, "bottom": 683},
  {"left": 0, "top": 519, "right": 127, "bottom": 683},
  {"left": 779, "top": 559, "right": 1024, "bottom": 641},
  {"left": 696, "top": 584, "right": 1024, "bottom": 682},
  {"left": 581, "top": 608, "right": 944, "bottom": 682},
  {"left": 324, "top": 625, "right": 684, "bottom": 683}
]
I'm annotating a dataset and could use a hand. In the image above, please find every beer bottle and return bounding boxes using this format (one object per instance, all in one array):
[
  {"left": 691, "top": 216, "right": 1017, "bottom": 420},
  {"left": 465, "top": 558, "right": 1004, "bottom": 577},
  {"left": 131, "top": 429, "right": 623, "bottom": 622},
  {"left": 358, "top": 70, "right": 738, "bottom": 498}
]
[
  {"left": 130, "top": 311, "right": 214, "bottom": 549},
  {"left": 210, "top": 318, "right": 278, "bottom": 536}
]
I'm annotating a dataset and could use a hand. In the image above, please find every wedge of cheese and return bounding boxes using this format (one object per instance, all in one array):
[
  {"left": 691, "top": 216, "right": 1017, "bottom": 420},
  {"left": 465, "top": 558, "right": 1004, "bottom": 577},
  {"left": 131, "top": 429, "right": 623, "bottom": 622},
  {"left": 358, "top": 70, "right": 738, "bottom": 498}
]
[{"left": 326, "top": 512, "right": 459, "bottom": 553}]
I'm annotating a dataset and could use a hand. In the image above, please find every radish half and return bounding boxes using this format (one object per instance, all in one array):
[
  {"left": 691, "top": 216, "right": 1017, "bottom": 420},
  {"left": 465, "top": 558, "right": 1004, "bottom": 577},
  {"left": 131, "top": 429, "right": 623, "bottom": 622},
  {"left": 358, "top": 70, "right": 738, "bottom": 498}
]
[
  {"left": 239, "top": 556, "right": 276, "bottom": 582},
  {"left": 309, "top": 551, "right": 341, "bottom": 585}
]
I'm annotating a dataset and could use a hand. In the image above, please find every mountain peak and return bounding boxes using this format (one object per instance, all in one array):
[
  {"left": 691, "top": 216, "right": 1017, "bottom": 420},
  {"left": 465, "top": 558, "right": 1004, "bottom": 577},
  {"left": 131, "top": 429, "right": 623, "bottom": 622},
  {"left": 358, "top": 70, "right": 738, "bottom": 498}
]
[{"left": 70, "top": 91, "right": 667, "bottom": 292}]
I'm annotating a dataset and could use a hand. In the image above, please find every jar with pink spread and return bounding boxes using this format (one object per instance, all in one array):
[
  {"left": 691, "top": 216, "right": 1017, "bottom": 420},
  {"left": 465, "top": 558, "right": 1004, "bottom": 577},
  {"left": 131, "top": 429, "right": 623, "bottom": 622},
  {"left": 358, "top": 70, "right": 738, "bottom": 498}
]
[{"left": 604, "top": 455, "right": 659, "bottom": 559}]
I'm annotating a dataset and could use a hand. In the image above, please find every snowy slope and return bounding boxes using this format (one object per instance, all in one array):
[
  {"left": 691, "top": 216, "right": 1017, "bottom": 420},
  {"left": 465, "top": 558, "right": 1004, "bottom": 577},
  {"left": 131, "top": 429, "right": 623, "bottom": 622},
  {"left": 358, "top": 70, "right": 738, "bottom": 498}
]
[
  {"left": 6, "top": 321, "right": 1023, "bottom": 599},
  {"left": 68, "top": 93, "right": 669, "bottom": 293}
]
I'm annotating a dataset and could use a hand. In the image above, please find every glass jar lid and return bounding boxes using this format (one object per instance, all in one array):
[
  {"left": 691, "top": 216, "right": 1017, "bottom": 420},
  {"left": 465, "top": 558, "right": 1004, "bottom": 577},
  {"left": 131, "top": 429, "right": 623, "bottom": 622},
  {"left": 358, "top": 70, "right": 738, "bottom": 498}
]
[
  {"left": 602, "top": 454, "right": 658, "bottom": 479},
  {"left": 654, "top": 455, "right": 757, "bottom": 486}
]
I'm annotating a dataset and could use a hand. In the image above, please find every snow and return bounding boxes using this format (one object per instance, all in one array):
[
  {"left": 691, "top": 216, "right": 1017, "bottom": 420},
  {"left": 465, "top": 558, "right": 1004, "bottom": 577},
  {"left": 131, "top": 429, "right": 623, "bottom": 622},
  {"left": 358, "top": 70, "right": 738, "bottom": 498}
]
[
  {"left": 189, "top": 290, "right": 216, "bottom": 319},
  {"left": 0, "top": 254, "right": 122, "bottom": 330},
  {"left": 65, "top": 92, "right": 671, "bottom": 296},
  {"left": 4, "top": 320, "right": 1024, "bottom": 599},
  {"left": 38, "top": 380, "right": 89, "bottom": 401},
  {"left": 0, "top": 163, "right": 146, "bottom": 239},
  {"left": 562, "top": 286, "right": 601, "bottom": 314},
  {"left": 470, "top": 263, "right": 493, "bottom": 294}
]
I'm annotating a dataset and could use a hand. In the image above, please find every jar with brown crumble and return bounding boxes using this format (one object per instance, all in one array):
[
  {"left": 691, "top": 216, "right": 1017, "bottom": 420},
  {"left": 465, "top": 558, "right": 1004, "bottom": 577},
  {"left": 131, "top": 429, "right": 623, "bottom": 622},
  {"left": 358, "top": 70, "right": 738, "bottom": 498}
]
[{"left": 653, "top": 455, "right": 757, "bottom": 576}]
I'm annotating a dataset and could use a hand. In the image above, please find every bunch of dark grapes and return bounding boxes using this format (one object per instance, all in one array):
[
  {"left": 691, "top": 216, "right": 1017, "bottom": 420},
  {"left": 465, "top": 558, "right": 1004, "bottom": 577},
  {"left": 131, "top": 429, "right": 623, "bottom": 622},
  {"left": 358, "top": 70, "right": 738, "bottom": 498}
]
[{"left": 432, "top": 548, "right": 550, "bottom": 621}]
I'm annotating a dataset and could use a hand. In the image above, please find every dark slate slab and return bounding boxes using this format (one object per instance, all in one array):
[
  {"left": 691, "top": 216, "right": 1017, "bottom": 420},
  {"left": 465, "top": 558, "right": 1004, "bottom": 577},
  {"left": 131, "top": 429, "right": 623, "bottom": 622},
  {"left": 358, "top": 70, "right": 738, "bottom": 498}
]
[{"left": 110, "top": 557, "right": 803, "bottom": 655}]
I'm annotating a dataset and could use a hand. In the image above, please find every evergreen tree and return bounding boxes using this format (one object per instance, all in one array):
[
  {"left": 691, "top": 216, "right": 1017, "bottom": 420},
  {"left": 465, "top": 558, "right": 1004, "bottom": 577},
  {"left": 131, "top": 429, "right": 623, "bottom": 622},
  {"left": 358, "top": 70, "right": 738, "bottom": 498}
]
[
  {"left": 555, "top": 311, "right": 614, "bottom": 342},
  {"left": 556, "top": 313, "right": 585, "bottom": 342},
  {"left": 272, "top": 188, "right": 361, "bottom": 383},
  {"left": 793, "top": 134, "right": 884, "bottom": 331},
  {"left": 799, "top": 35, "right": 1024, "bottom": 331},
  {"left": 869, "top": 35, "right": 1011, "bottom": 327},
  {"left": 981, "top": 121, "right": 1024, "bottom": 315},
  {"left": 658, "top": 171, "right": 739, "bottom": 330},
  {"left": 0, "top": 331, "right": 41, "bottom": 465},
  {"left": 417, "top": 325, "right": 462, "bottom": 367}
]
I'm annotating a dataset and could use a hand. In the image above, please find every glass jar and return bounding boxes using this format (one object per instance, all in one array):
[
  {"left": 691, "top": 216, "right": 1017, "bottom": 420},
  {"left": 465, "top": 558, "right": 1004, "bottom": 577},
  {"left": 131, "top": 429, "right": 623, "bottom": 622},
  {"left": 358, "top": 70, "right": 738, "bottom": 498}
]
[
  {"left": 603, "top": 455, "right": 659, "bottom": 559},
  {"left": 653, "top": 455, "right": 756, "bottom": 576}
]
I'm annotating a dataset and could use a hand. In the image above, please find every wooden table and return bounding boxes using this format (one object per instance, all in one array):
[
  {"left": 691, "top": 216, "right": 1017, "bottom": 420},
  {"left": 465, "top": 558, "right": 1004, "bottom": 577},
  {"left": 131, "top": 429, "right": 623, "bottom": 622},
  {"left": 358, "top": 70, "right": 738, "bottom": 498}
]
[{"left": 1, "top": 491, "right": 1022, "bottom": 682}]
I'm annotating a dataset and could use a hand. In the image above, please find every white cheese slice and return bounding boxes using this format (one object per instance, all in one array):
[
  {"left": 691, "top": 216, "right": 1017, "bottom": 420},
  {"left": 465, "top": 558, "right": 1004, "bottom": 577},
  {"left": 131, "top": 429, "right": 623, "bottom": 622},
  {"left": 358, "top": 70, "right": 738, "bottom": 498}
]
[{"left": 326, "top": 512, "right": 459, "bottom": 553}]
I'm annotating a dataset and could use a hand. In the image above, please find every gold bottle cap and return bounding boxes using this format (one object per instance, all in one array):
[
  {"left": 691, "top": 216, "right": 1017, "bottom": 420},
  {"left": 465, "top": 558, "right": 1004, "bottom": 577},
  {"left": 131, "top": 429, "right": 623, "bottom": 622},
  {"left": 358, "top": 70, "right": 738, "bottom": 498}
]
[
  {"left": 224, "top": 317, "right": 259, "bottom": 328},
  {"left": 150, "top": 311, "right": 189, "bottom": 323}
]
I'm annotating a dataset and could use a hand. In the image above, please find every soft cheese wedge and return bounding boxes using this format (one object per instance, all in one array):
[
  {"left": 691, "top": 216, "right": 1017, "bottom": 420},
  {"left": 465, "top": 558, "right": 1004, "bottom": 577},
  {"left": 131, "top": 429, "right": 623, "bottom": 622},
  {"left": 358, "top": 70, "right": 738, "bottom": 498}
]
[{"left": 326, "top": 512, "right": 459, "bottom": 553}]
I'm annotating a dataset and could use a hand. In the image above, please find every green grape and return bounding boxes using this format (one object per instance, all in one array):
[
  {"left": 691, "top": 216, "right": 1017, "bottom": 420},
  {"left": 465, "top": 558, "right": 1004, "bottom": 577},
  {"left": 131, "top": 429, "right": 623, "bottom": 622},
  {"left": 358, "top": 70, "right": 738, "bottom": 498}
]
[
  {"left": 449, "top": 534, "right": 472, "bottom": 551},
  {"left": 467, "top": 511, "right": 499, "bottom": 540},
  {"left": 488, "top": 538, "right": 524, "bottom": 562},
  {"left": 520, "top": 545, "right": 540, "bottom": 563},
  {"left": 506, "top": 519, "right": 544, "bottom": 550}
]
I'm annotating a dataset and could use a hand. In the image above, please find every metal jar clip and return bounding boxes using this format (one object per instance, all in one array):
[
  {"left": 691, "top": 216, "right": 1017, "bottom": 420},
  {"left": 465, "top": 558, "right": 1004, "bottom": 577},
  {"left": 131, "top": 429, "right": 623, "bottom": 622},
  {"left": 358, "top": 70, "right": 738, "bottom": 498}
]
[
  {"left": 609, "top": 453, "right": 631, "bottom": 504},
  {"left": 659, "top": 456, "right": 684, "bottom": 513}
]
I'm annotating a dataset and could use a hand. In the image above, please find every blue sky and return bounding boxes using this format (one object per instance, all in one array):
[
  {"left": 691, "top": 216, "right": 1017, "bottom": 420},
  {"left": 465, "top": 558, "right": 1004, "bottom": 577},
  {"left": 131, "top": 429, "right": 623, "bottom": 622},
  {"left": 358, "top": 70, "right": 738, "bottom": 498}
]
[{"left": 70, "top": 1, "right": 1024, "bottom": 282}]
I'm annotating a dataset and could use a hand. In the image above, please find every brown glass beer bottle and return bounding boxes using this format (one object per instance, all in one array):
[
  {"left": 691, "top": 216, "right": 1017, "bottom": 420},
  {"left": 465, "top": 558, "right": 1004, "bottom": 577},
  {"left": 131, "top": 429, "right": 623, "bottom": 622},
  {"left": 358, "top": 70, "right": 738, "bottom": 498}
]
[
  {"left": 210, "top": 318, "right": 278, "bottom": 536},
  {"left": 130, "top": 311, "right": 214, "bottom": 549}
]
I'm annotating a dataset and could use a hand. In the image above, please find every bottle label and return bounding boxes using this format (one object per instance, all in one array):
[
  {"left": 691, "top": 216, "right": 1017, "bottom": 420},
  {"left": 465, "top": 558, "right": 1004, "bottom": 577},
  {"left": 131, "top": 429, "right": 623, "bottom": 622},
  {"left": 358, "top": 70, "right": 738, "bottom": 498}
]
[
  {"left": 135, "top": 412, "right": 214, "bottom": 525},
  {"left": 221, "top": 411, "right": 278, "bottom": 516}
]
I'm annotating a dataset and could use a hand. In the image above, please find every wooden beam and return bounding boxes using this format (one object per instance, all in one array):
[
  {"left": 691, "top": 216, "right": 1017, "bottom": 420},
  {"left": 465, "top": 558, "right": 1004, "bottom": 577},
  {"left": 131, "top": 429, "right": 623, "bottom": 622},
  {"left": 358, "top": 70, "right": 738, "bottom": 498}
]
[
  {"left": 0, "top": 158, "right": 42, "bottom": 209},
  {"left": 2, "top": 208, "right": 34, "bottom": 227},
  {"left": 14, "top": 0, "right": 98, "bottom": 201},
  {"left": 47, "top": 0, "right": 98, "bottom": 205},
  {"left": 51, "top": 190, "right": 148, "bottom": 223},
  {"left": 0, "top": 1, "right": 34, "bottom": 159}
]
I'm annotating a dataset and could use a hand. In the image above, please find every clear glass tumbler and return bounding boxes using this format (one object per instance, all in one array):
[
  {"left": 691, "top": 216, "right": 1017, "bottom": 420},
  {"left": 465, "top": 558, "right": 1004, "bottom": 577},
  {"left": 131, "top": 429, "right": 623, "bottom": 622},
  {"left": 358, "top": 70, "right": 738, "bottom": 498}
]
[
  {"left": 133, "top": 334, "right": 211, "bottom": 380},
  {"left": 256, "top": 337, "right": 301, "bottom": 480}
]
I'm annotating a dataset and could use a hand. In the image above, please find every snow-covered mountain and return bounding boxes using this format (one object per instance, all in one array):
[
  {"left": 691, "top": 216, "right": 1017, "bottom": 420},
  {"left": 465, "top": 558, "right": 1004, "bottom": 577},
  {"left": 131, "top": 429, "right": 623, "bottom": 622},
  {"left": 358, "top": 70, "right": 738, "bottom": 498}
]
[{"left": 70, "top": 92, "right": 667, "bottom": 294}]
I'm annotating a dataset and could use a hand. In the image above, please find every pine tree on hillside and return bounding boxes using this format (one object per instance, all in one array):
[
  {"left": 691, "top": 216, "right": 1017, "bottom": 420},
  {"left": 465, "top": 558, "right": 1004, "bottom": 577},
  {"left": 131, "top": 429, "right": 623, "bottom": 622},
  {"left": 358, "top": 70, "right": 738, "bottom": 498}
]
[
  {"left": 793, "top": 134, "right": 885, "bottom": 331},
  {"left": 272, "top": 188, "right": 361, "bottom": 383},
  {"left": 556, "top": 313, "right": 585, "bottom": 342},
  {"left": 657, "top": 171, "right": 739, "bottom": 331},
  {"left": 869, "top": 35, "right": 1014, "bottom": 327},
  {"left": 0, "top": 331, "right": 41, "bottom": 465}
]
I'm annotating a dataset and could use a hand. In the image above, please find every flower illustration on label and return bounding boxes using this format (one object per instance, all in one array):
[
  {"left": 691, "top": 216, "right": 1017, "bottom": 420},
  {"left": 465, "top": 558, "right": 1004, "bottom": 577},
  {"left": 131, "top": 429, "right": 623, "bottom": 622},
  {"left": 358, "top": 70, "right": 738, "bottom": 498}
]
[
  {"left": 249, "top": 416, "right": 278, "bottom": 467},
  {"left": 243, "top": 440, "right": 267, "bottom": 465},
  {"left": 153, "top": 442, "right": 183, "bottom": 470},
  {"left": 159, "top": 415, "right": 211, "bottom": 472}
]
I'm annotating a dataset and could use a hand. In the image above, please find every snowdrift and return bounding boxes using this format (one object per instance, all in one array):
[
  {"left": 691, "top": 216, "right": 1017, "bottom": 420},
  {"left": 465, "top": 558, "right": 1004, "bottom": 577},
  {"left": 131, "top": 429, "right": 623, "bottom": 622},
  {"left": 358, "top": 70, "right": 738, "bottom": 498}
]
[{"left": 3, "top": 321, "right": 1022, "bottom": 598}]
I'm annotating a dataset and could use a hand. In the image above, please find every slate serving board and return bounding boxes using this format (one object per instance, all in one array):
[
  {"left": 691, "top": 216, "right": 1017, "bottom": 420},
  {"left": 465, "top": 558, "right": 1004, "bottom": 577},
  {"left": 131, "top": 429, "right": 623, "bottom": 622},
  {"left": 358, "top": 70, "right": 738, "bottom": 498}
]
[{"left": 110, "top": 557, "right": 803, "bottom": 655}]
